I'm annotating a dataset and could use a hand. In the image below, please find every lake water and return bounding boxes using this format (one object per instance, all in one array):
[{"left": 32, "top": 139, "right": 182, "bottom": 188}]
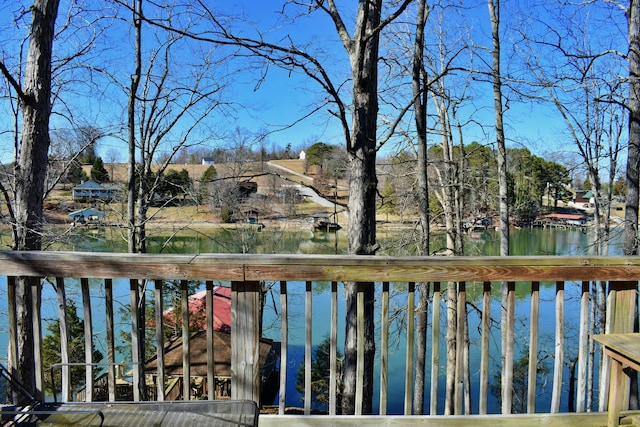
[{"left": 0, "top": 226, "right": 624, "bottom": 414}]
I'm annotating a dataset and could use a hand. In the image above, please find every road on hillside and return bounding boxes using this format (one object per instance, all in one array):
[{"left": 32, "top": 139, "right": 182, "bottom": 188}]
[
  {"left": 267, "top": 161, "right": 348, "bottom": 221},
  {"left": 267, "top": 161, "right": 312, "bottom": 182}
]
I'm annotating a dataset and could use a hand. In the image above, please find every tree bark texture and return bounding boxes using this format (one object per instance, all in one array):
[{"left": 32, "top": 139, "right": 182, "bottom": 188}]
[
  {"left": 127, "top": 0, "right": 142, "bottom": 254},
  {"left": 412, "top": 1, "right": 430, "bottom": 414},
  {"left": 10, "top": 0, "right": 60, "bottom": 401},
  {"left": 624, "top": 0, "right": 640, "bottom": 409},
  {"left": 342, "top": 0, "right": 381, "bottom": 415},
  {"left": 488, "top": 0, "right": 514, "bottom": 414},
  {"left": 625, "top": 0, "right": 640, "bottom": 256}
]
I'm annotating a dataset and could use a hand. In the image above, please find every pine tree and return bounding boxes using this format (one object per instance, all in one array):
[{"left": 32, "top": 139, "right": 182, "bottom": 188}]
[{"left": 90, "top": 157, "right": 110, "bottom": 183}]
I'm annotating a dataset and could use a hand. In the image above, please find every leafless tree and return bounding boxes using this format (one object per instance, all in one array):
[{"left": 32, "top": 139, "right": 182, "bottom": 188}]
[
  {"left": 116, "top": 0, "right": 230, "bottom": 254},
  {"left": 625, "top": 0, "right": 640, "bottom": 257},
  {"left": 487, "top": 0, "right": 515, "bottom": 414},
  {"left": 513, "top": 0, "right": 628, "bottom": 412},
  {"left": 0, "top": 0, "right": 60, "bottom": 400},
  {"left": 192, "top": 0, "right": 413, "bottom": 413}
]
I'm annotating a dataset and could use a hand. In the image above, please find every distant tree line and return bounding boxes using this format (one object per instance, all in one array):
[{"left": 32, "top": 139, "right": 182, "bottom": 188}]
[{"left": 377, "top": 142, "right": 625, "bottom": 229}]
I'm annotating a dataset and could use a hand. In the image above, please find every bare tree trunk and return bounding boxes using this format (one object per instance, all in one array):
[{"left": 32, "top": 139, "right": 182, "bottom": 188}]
[
  {"left": 625, "top": 0, "right": 640, "bottom": 410},
  {"left": 488, "top": 0, "right": 512, "bottom": 414},
  {"left": 126, "top": 0, "right": 147, "bottom": 400},
  {"left": 488, "top": 1, "right": 509, "bottom": 257},
  {"left": 414, "top": 0, "right": 430, "bottom": 257},
  {"left": 127, "top": 0, "right": 142, "bottom": 254},
  {"left": 413, "top": 0, "right": 430, "bottom": 414},
  {"left": 625, "top": 0, "right": 640, "bottom": 257},
  {"left": 444, "top": 281, "right": 457, "bottom": 414},
  {"left": 342, "top": 0, "right": 381, "bottom": 414},
  {"left": 8, "top": 0, "right": 60, "bottom": 401}
]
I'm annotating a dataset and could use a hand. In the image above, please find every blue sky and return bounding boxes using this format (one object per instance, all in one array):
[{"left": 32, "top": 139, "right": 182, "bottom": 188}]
[{"left": 0, "top": 0, "right": 631, "bottom": 178}]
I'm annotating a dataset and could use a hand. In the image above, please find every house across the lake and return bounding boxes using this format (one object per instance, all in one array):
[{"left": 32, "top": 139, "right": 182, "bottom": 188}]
[
  {"left": 72, "top": 180, "right": 118, "bottom": 201},
  {"left": 572, "top": 189, "right": 594, "bottom": 207}
]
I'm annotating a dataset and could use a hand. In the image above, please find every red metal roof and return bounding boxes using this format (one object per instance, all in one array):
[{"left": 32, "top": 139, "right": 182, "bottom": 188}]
[{"left": 163, "top": 286, "right": 231, "bottom": 333}]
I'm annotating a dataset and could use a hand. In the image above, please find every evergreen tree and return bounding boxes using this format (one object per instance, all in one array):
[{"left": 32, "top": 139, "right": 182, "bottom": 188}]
[
  {"left": 90, "top": 157, "right": 109, "bottom": 183},
  {"left": 305, "top": 142, "right": 336, "bottom": 170},
  {"left": 159, "top": 169, "right": 191, "bottom": 198},
  {"left": 67, "top": 162, "right": 88, "bottom": 185},
  {"left": 198, "top": 165, "right": 217, "bottom": 204}
]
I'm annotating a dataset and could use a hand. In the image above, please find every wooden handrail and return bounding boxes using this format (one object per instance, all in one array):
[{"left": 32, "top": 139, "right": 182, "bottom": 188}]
[
  {"left": 1, "top": 251, "right": 638, "bottom": 417},
  {"left": 2, "top": 251, "right": 640, "bottom": 281}
]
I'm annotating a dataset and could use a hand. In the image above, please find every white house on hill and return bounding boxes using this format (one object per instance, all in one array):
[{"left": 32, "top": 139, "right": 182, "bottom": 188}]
[{"left": 72, "top": 180, "right": 118, "bottom": 200}]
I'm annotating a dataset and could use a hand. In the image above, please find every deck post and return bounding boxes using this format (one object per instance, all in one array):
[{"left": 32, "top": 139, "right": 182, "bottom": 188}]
[
  {"left": 231, "top": 280, "right": 261, "bottom": 405},
  {"left": 602, "top": 281, "right": 639, "bottom": 414}
]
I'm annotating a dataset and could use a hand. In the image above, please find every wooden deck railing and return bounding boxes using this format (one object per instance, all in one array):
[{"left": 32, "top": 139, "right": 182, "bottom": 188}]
[{"left": 1, "top": 251, "right": 638, "bottom": 417}]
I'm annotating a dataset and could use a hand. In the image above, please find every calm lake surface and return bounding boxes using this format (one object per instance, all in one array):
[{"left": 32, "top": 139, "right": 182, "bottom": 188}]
[{"left": 0, "top": 226, "right": 624, "bottom": 414}]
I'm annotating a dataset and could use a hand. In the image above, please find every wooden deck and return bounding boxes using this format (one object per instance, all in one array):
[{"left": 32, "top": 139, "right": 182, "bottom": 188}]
[
  {"left": 259, "top": 412, "right": 616, "bottom": 426},
  {"left": 1, "top": 251, "right": 639, "bottom": 423}
]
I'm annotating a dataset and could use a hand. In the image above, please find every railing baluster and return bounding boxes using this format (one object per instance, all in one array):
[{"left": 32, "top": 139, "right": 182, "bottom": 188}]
[
  {"left": 4, "top": 252, "right": 640, "bottom": 419},
  {"left": 55, "top": 277, "right": 71, "bottom": 402},
  {"left": 7, "top": 276, "right": 17, "bottom": 401},
  {"left": 404, "top": 282, "right": 415, "bottom": 415},
  {"left": 205, "top": 280, "right": 214, "bottom": 401},
  {"left": 105, "top": 278, "right": 116, "bottom": 402},
  {"left": 527, "top": 281, "right": 540, "bottom": 413},
  {"left": 355, "top": 282, "right": 365, "bottom": 416},
  {"left": 430, "top": 282, "right": 441, "bottom": 415},
  {"left": 577, "top": 280, "right": 589, "bottom": 412},
  {"left": 304, "top": 281, "right": 312, "bottom": 415},
  {"left": 479, "top": 281, "right": 491, "bottom": 415},
  {"left": 379, "top": 282, "right": 389, "bottom": 415},
  {"left": 502, "top": 281, "right": 515, "bottom": 414},
  {"left": 81, "top": 278, "right": 94, "bottom": 402},
  {"left": 463, "top": 283, "right": 471, "bottom": 414},
  {"left": 550, "top": 281, "right": 565, "bottom": 413},
  {"left": 279, "top": 281, "right": 288, "bottom": 415},
  {"left": 599, "top": 281, "right": 615, "bottom": 411},
  {"left": 32, "top": 277, "right": 44, "bottom": 401},
  {"left": 154, "top": 279, "right": 165, "bottom": 401},
  {"left": 181, "top": 280, "right": 190, "bottom": 400},
  {"left": 455, "top": 281, "right": 466, "bottom": 415},
  {"left": 129, "top": 279, "right": 142, "bottom": 401},
  {"left": 330, "top": 281, "right": 338, "bottom": 415}
]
